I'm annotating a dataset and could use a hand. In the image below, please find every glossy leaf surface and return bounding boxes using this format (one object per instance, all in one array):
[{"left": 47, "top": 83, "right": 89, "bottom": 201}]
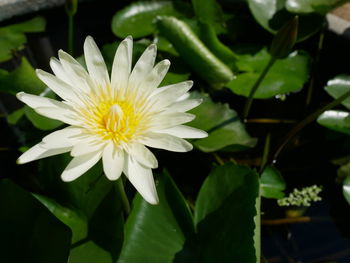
[{"left": 189, "top": 92, "right": 257, "bottom": 152}]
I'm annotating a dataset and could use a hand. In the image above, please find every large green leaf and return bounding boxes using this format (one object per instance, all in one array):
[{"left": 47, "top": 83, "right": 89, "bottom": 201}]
[
  {"left": 324, "top": 75, "right": 350, "bottom": 110},
  {"left": 260, "top": 166, "right": 286, "bottom": 199},
  {"left": 0, "top": 179, "right": 71, "bottom": 263},
  {"left": 317, "top": 110, "right": 350, "bottom": 135},
  {"left": 0, "top": 16, "right": 46, "bottom": 62},
  {"left": 38, "top": 154, "right": 113, "bottom": 219},
  {"left": 227, "top": 48, "right": 310, "bottom": 98},
  {"left": 0, "top": 57, "right": 46, "bottom": 95},
  {"left": 118, "top": 172, "right": 195, "bottom": 263},
  {"left": 69, "top": 186, "right": 124, "bottom": 263},
  {"left": 156, "top": 16, "right": 234, "bottom": 86},
  {"left": 286, "top": 0, "right": 348, "bottom": 14},
  {"left": 247, "top": 0, "right": 324, "bottom": 41},
  {"left": 194, "top": 163, "right": 259, "bottom": 263},
  {"left": 188, "top": 92, "right": 257, "bottom": 152},
  {"left": 37, "top": 154, "right": 124, "bottom": 262},
  {"left": 33, "top": 194, "right": 88, "bottom": 243},
  {"left": 111, "top": 1, "right": 187, "bottom": 38}
]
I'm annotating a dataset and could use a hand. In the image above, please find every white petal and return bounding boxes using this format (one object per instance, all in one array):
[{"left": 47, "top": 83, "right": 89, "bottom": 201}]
[
  {"left": 36, "top": 69, "right": 80, "bottom": 103},
  {"left": 124, "top": 154, "right": 158, "bottom": 205},
  {"left": 167, "top": 98, "right": 203, "bottom": 112},
  {"left": 42, "top": 127, "right": 84, "bottom": 148},
  {"left": 138, "top": 59, "right": 170, "bottom": 96},
  {"left": 84, "top": 36, "right": 110, "bottom": 88},
  {"left": 35, "top": 106, "right": 80, "bottom": 126},
  {"left": 158, "top": 125, "right": 208, "bottom": 138},
  {"left": 17, "top": 92, "right": 66, "bottom": 108},
  {"left": 50, "top": 57, "right": 71, "bottom": 84},
  {"left": 61, "top": 151, "right": 102, "bottom": 182},
  {"left": 127, "top": 143, "right": 158, "bottom": 169},
  {"left": 58, "top": 50, "right": 94, "bottom": 94},
  {"left": 140, "top": 132, "right": 193, "bottom": 152},
  {"left": 17, "top": 142, "right": 71, "bottom": 164},
  {"left": 102, "top": 142, "right": 124, "bottom": 180},
  {"left": 17, "top": 92, "right": 81, "bottom": 126},
  {"left": 71, "top": 138, "right": 105, "bottom": 157},
  {"left": 151, "top": 80, "right": 193, "bottom": 102},
  {"left": 111, "top": 36, "right": 133, "bottom": 93},
  {"left": 128, "top": 44, "right": 157, "bottom": 89},
  {"left": 149, "top": 112, "right": 195, "bottom": 130}
]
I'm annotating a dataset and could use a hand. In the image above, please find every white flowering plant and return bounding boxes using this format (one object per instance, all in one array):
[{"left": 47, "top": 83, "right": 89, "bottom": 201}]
[{"left": 0, "top": 1, "right": 350, "bottom": 263}]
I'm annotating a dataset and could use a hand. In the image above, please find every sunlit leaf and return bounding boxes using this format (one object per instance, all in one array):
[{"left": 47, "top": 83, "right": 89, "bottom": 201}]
[
  {"left": 286, "top": 0, "right": 347, "bottom": 14},
  {"left": 247, "top": 0, "right": 323, "bottom": 41},
  {"left": 118, "top": 171, "right": 195, "bottom": 263},
  {"left": 0, "top": 16, "right": 46, "bottom": 62},
  {"left": 317, "top": 110, "right": 350, "bottom": 135},
  {"left": 324, "top": 75, "right": 350, "bottom": 110},
  {"left": 0, "top": 179, "right": 71, "bottom": 263},
  {"left": 227, "top": 49, "right": 310, "bottom": 98},
  {"left": 189, "top": 92, "right": 257, "bottom": 152},
  {"left": 194, "top": 163, "right": 259, "bottom": 263},
  {"left": 111, "top": 1, "right": 188, "bottom": 38},
  {"left": 260, "top": 166, "right": 286, "bottom": 199}
]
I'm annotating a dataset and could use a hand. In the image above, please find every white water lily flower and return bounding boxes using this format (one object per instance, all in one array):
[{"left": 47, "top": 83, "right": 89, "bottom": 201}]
[{"left": 16, "top": 36, "right": 207, "bottom": 204}]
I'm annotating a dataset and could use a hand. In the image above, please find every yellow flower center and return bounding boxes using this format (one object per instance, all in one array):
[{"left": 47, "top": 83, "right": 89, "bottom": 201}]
[{"left": 78, "top": 87, "right": 148, "bottom": 145}]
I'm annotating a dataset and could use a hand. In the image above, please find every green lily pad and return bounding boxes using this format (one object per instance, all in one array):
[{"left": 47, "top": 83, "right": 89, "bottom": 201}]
[
  {"left": 0, "top": 179, "right": 71, "bottom": 263},
  {"left": 260, "top": 166, "right": 286, "bottom": 199},
  {"left": 286, "top": 0, "right": 347, "bottom": 15},
  {"left": 118, "top": 171, "right": 195, "bottom": 263},
  {"left": 247, "top": 0, "right": 324, "bottom": 41},
  {"left": 226, "top": 48, "right": 310, "bottom": 98},
  {"left": 317, "top": 110, "right": 350, "bottom": 135},
  {"left": 188, "top": 92, "right": 257, "bottom": 152},
  {"left": 194, "top": 163, "right": 259, "bottom": 263},
  {"left": 111, "top": 1, "right": 188, "bottom": 38},
  {"left": 324, "top": 75, "right": 350, "bottom": 110}
]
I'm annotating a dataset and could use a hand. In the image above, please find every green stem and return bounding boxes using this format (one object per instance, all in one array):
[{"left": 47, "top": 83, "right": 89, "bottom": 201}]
[
  {"left": 116, "top": 177, "right": 130, "bottom": 216},
  {"left": 273, "top": 90, "right": 350, "bottom": 162},
  {"left": 305, "top": 21, "right": 325, "bottom": 106},
  {"left": 243, "top": 57, "right": 277, "bottom": 120},
  {"left": 260, "top": 133, "right": 271, "bottom": 173},
  {"left": 68, "top": 14, "right": 74, "bottom": 55}
]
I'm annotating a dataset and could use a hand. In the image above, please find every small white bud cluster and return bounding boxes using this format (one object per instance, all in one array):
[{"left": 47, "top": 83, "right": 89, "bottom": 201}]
[{"left": 278, "top": 185, "right": 322, "bottom": 207}]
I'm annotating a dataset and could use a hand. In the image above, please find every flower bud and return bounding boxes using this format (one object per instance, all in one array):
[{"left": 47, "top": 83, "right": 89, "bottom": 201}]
[
  {"left": 270, "top": 16, "right": 298, "bottom": 59},
  {"left": 65, "top": 0, "right": 78, "bottom": 16}
]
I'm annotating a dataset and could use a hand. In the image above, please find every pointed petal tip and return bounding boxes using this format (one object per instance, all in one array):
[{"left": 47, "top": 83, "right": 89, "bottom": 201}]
[
  {"left": 125, "top": 35, "right": 133, "bottom": 41},
  {"left": 16, "top": 91, "right": 24, "bottom": 100},
  {"left": 186, "top": 80, "right": 194, "bottom": 87},
  {"left": 144, "top": 192, "right": 159, "bottom": 205},
  {"left": 61, "top": 171, "right": 79, "bottom": 182}
]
